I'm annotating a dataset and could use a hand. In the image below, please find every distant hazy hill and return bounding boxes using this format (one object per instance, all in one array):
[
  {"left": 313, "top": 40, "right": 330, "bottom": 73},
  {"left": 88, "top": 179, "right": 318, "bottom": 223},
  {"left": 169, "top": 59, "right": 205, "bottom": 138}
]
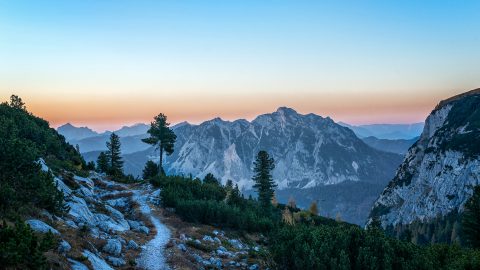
[
  {"left": 57, "top": 123, "right": 150, "bottom": 154},
  {"left": 339, "top": 122, "right": 424, "bottom": 140},
  {"left": 361, "top": 136, "right": 418, "bottom": 155},
  {"left": 113, "top": 123, "right": 149, "bottom": 137},
  {"left": 57, "top": 123, "right": 98, "bottom": 141}
]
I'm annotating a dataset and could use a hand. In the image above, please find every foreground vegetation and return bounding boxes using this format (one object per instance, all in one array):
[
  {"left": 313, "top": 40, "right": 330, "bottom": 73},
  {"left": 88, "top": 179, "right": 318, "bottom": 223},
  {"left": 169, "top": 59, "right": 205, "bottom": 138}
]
[
  {"left": 147, "top": 171, "right": 480, "bottom": 269},
  {"left": 0, "top": 96, "right": 88, "bottom": 269}
]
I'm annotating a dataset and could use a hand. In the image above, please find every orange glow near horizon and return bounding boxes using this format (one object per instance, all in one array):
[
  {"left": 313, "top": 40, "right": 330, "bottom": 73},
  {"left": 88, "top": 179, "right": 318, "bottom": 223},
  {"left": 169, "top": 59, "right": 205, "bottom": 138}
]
[{"left": 1, "top": 87, "right": 465, "bottom": 132}]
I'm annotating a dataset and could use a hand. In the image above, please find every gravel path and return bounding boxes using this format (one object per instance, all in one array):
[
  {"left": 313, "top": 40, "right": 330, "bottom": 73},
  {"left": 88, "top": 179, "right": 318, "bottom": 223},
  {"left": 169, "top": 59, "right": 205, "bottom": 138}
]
[{"left": 133, "top": 190, "right": 171, "bottom": 270}]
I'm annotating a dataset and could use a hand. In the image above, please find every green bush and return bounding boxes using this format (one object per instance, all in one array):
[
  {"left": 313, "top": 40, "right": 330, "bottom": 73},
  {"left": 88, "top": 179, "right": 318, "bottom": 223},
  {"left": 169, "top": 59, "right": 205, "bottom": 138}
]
[{"left": 0, "top": 221, "right": 56, "bottom": 270}]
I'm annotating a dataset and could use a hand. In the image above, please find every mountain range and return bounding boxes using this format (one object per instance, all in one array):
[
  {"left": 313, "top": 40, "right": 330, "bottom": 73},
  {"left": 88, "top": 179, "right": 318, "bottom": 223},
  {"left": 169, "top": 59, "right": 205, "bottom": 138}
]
[{"left": 60, "top": 107, "right": 420, "bottom": 225}]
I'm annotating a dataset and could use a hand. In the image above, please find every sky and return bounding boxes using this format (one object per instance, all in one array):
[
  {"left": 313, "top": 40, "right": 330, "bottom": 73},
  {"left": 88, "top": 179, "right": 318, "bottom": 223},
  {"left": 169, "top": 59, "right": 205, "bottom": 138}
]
[{"left": 1, "top": 1, "right": 479, "bottom": 131}]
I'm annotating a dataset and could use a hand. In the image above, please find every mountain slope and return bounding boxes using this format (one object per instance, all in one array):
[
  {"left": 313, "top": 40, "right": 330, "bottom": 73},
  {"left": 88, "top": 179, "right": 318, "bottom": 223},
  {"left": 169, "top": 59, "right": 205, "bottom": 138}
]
[{"left": 370, "top": 88, "right": 480, "bottom": 227}]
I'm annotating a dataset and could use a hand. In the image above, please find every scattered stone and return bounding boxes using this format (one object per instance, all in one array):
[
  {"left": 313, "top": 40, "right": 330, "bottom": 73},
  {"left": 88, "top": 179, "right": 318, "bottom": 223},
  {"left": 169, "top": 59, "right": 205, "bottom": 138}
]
[
  {"left": 180, "top": 233, "right": 187, "bottom": 241},
  {"left": 103, "top": 239, "right": 122, "bottom": 256},
  {"left": 26, "top": 219, "right": 60, "bottom": 235},
  {"left": 106, "top": 197, "right": 129, "bottom": 208},
  {"left": 78, "top": 186, "right": 94, "bottom": 197},
  {"left": 249, "top": 264, "right": 259, "bottom": 270},
  {"left": 253, "top": 246, "right": 260, "bottom": 252},
  {"left": 106, "top": 256, "right": 126, "bottom": 267},
  {"left": 193, "top": 253, "right": 203, "bottom": 263},
  {"left": 68, "top": 259, "right": 89, "bottom": 270},
  {"left": 73, "top": 175, "right": 94, "bottom": 189},
  {"left": 58, "top": 240, "right": 71, "bottom": 254},
  {"left": 116, "top": 236, "right": 126, "bottom": 245},
  {"left": 95, "top": 213, "right": 129, "bottom": 232},
  {"left": 83, "top": 250, "right": 114, "bottom": 270},
  {"left": 65, "top": 219, "right": 78, "bottom": 228},
  {"left": 127, "top": 219, "right": 141, "bottom": 230},
  {"left": 177, "top": 243, "right": 187, "bottom": 252},
  {"left": 202, "top": 235, "right": 215, "bottom": 243},
  {"left": 68, "top": 196, "right": 95, "bottom": 226},
  {"left": 90, "top": 227, "right": 100, "bottom": 238},
  {"left": 209, "top": 257, "right": 222, "bottom": 268},
  {"left": 194, "top": 239, "right": 202, "bottom": 245},
  {"left": 127, "top": 240, "right": 139, "bottom": 250},
  {"left": 228, "top": 239, "right": 244, "bottom": 250},
  {"left": 137, "top": 225, "right": 150, "bottom": 234}
]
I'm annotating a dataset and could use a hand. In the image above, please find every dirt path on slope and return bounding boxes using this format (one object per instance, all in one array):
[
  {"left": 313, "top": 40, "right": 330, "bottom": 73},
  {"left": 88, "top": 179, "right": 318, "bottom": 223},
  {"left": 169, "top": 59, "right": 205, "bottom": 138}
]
[{"left": 133, "top": 190, "right": 171, "bottom": 270}]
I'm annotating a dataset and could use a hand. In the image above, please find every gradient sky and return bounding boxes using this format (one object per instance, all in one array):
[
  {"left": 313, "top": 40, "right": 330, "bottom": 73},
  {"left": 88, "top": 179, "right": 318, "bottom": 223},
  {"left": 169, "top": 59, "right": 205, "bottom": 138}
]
[{"left": 1, "top": 0, "right": 479, "bottom": 131}]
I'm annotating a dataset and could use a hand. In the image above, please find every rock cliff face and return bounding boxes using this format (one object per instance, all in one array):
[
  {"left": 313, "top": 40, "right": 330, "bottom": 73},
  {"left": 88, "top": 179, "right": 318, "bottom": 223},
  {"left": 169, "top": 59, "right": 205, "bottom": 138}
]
[
  {"left": 370, "top": 89, "right": 480, "bottom": 226},
  {"left": 162, "top": 107, "right": 402, "bottom": 190}
]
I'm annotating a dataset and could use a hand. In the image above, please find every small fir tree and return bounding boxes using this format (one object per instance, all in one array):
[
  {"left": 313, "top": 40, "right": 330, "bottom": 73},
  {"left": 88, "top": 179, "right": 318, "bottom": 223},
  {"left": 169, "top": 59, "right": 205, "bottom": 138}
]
[
  {"left": 252, "top": 150, "right": 277, "bottom": 208},
  {"left": 142, "top": 160, "right": 159, "bottom": 180},
  {"left": 96, "top": 151, "right": 109, "bottom": 173},
  {"left": 203, "top": 173, "right": 219, "bottom": 185},
  {"left": 106, "top": 133, "right": 123, "bottom": 177}
]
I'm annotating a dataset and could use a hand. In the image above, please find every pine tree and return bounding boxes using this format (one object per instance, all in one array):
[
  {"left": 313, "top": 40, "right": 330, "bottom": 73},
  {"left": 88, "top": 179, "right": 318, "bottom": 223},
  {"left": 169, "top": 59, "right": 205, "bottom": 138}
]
[
  {"left": 227, "top": 184, "right": 243, "bottom": 206},
  {"left": 86, "top": 161, "right": 96, "bottom": 171},
  {"left": 142, "top": 113, "right": 177, "bottom": 175},
  {"left": 96, "top": 151, "right": 109, "bottom": 173},
  {"left": 225, "top": 179, "right": 234, "bottom": 191},
  {"left": 252, "top": 150, "right": 277, "bottom": 208},
  {"left": 203, "top": 173, "right": 219, "bottom": 185},
  {"left": 9, "top": 95, "right": 26, "bottom": 110},
  {"left": 106, "top": 133, "right": 123, "bottom": 177},
  {"left": 462, "top": 186, "right": 480, "bottom": 248},
  {"left": 142, "top": 160, "right": 159, "bottom": 180}
]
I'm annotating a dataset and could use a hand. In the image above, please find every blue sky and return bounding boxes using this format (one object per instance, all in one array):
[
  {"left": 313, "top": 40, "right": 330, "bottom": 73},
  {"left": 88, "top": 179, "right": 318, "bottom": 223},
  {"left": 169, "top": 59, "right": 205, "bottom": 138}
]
[{"left": 1, "top": 0, "right": 479, "bottom": 130}]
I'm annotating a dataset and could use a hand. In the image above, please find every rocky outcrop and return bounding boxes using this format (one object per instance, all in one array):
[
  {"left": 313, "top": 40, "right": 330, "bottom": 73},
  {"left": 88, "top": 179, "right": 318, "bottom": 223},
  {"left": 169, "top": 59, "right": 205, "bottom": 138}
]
[
  {"left": 26, "top": 219, "right": 59, "bottom": 235},
  {"left": 83, "top": 250, "right": 114, "bottom": 270},
  {"left": 33, "top": 161, "right": 165, "bottom": 270},
  {"left": 103, "top": 239, "right": 122, "bottom": 256},
  {"left": 370, "top": 89, "right": 480, "bottom": 227}
]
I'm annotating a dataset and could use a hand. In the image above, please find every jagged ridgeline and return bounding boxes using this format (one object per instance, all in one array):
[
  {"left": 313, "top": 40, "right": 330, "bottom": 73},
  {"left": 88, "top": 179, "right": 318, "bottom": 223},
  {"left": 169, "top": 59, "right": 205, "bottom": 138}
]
[
  {"left": 0, "top": 96, "right": 86, "bottom": 215},
  {"left": 370, "top": 88, "right": 480, "bottom": 244}
]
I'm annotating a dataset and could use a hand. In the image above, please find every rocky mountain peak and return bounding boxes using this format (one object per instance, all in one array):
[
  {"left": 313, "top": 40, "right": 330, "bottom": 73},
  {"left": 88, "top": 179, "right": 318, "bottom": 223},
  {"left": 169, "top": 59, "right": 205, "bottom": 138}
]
[{"left": 275, "top": 106, "right": 298, "bottom": 115}]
